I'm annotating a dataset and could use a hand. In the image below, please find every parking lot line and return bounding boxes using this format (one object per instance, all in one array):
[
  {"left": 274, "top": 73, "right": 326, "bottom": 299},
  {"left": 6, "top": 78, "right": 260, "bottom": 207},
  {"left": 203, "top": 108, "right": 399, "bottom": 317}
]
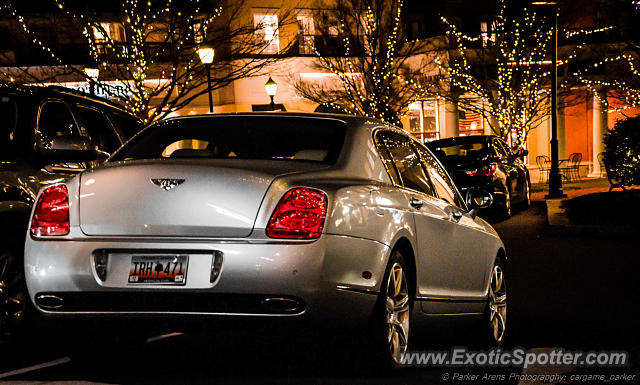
[
  {"left": 145, "top": 331, "right": 184, "bottom": 344},
  {"left": 0, "top": 357, "right": 71, "bottom": 380}
]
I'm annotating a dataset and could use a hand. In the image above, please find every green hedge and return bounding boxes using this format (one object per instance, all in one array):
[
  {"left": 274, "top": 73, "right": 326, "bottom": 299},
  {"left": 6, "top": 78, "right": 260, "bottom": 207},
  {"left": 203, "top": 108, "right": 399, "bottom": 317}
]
[{"left": 603, "top": 116, "right": 640, "bottom": 186}]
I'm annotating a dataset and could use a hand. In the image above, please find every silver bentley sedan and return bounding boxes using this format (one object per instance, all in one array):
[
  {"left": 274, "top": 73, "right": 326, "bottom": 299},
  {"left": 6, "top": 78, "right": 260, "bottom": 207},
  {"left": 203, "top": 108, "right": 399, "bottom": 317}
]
[{"left": 24, "top": 113, "right": 507, "bottom": 367}]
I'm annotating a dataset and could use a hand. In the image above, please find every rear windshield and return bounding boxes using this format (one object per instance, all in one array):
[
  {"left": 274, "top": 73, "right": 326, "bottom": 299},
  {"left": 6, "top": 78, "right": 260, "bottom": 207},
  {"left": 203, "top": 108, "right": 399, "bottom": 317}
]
[
  {"left": 110, "top": 111, "right": 144, "bottom": 140},
  {"left": 427, "top": 140, "right": 489, "bottom": 163},
  {"left": 110, "top": 116, "right": 346, "bottom": 164}
]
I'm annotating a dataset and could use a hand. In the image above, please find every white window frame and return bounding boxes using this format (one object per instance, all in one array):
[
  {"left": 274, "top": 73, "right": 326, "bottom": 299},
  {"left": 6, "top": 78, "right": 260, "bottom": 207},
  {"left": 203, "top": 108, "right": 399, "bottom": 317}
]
[
  {"left": 296, "top": 9, "right": 315, "bottom": 55},
  {"left": 253, "top": 8, "right": 280, "bottom": 55}
]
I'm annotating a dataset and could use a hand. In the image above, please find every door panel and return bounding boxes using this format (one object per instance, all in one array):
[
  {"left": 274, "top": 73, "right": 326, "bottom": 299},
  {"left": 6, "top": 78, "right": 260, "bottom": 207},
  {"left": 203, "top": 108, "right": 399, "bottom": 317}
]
[{"left": 414, "top": 142, "right": 491, "bottom": 299}]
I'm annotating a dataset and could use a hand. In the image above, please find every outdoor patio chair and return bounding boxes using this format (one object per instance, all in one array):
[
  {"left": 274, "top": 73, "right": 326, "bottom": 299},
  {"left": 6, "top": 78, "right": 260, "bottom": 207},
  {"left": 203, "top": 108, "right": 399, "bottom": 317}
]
[
  {"left": 567, "top": 152, "right": 582, "bottom": 182},
  {"left": 536, "top": 155, "right": 550, "bottom": 183}
]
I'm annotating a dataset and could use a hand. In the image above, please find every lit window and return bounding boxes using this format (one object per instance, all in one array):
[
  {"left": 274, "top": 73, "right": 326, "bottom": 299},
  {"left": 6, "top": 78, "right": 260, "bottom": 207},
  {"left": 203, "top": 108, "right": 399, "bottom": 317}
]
[
  {"left": 408, "top": 100, "right": 439, "bottom": 142},
  {"left": 93, "top": 22, "right": 126, "bottom": 56},
  {"left": 145, "top": 23, "right": 167, "bottom": 43},
  {"left": 297, "top": 10, "right": 315, "bottom": 55},
  {"left": 93, "top": 22, "right": 126, "bottom": 43},
  {"left": 254, "top": 9, "right": 279, "bottom": 55},
  {"left": 192, "top": 19, "right": 206, "bottom": 44},
  {"left": 480, "top": 21, "right": 496, "bottom": 48}
]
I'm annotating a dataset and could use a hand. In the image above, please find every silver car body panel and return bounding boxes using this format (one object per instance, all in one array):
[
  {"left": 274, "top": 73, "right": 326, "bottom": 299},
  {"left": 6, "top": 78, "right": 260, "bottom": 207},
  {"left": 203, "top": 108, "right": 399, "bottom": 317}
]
[{"left": 24, "top": 113, "right": 504, "bottom": 322}]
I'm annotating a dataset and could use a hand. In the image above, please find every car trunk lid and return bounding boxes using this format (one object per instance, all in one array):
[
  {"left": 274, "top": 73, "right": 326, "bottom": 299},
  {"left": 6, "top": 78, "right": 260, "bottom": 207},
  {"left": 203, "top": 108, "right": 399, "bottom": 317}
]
[{"left": 79, "top": 160, "right": 325, "bottom": 237}]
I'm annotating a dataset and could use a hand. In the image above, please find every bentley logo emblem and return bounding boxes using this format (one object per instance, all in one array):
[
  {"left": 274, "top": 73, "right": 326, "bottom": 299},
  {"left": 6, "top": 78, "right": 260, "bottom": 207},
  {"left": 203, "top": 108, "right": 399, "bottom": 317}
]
[{"left": 151, "top": 179, "right": 185, "bottom": 191}]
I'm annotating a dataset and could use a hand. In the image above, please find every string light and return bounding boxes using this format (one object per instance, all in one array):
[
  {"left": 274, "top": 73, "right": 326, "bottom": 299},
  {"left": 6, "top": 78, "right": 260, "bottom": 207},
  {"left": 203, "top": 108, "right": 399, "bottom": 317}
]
[{"left": 563, "top": 1, "right": 640, "bottom": 113}]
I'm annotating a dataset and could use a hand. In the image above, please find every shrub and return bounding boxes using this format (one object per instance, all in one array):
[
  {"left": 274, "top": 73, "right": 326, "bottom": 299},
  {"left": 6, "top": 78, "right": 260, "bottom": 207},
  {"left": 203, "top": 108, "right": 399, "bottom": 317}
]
[{"left": 603, "top": 116, "right": 640, "bottom": 186}]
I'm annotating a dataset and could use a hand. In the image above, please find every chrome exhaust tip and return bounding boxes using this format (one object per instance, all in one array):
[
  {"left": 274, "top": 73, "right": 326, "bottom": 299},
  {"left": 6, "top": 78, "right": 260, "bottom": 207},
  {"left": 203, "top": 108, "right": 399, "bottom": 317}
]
[
  {"left": 35, "top": 294, "right": 64, "bottom": 310},
  {"left": 261, "top": 297, "right": 303, "bottom": 313}
]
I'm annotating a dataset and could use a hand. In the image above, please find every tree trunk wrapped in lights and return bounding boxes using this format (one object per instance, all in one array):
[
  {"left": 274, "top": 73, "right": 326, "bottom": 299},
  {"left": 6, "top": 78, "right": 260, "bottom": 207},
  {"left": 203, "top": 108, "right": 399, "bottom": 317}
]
[{"left": 433, "top": 0, "right": 554, "bottom": 148}]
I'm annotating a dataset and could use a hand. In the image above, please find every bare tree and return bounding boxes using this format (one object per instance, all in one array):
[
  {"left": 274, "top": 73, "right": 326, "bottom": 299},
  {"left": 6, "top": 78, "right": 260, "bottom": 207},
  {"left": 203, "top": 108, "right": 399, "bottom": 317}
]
[
  {"left": 293, "top": 0, "right": 442, "bottom": 126},
  {"left": 1, "top": 0, "right": 294, "bottom": 123}
]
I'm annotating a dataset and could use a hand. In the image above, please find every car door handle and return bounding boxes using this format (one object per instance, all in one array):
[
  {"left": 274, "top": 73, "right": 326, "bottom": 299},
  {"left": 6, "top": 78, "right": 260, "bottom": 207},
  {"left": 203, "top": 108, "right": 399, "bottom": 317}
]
[
  {"left": 449, "top": 209, "right": 463, "bottom": 222},
  {"left": 410, "top": 197, "right": 423, "bottom": 209}
]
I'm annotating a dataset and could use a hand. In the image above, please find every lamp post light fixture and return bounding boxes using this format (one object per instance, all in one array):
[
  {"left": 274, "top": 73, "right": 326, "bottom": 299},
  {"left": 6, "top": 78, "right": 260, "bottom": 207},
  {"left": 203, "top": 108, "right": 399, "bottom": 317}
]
[
  {"left": 84, "top": 67, "right": 99, "bottom": 96},
  {"left": 265, "top": 76, "right": 278, "bottom": 111},
  {"left": 198, "top": 46, "right": 215, "bottom": 113},
  {"left": 532, "top": 1, "right": 566, "bottom": 198}
]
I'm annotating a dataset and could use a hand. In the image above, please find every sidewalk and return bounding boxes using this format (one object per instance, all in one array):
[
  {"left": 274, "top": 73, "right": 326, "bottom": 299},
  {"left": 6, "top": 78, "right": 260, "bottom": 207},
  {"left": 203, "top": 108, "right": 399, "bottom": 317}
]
[
  {"left": 531, "top": 177, "right": 611, "bottom": 201},
  {"left": 533, "top": 178, "right": 639, "bottom": 236}
]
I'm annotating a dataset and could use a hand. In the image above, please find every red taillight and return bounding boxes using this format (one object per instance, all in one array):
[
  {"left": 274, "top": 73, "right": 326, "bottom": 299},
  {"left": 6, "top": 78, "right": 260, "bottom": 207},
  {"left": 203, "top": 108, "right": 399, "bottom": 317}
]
[
  {"left": 266, "top": 188, "right": 328, "bottom": 239},
  {"left": 466, "top": 163, "right": 497, "bottom": 177},
  {"left": 31, "top": 185, "right": 70, "bottom": 236}
]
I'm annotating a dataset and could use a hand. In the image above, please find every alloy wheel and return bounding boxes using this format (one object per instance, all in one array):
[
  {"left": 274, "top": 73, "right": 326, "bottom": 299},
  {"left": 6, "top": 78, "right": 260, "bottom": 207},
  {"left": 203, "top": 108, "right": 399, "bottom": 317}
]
[
  {"left": 384, "top": 262, "right": 410, "bottom": 365},
  {"left": 0, "top": 251, "right": 25, "bottom": 340},
  {"left": 488, "top": 264, "right": 507, "bottom": 343}
]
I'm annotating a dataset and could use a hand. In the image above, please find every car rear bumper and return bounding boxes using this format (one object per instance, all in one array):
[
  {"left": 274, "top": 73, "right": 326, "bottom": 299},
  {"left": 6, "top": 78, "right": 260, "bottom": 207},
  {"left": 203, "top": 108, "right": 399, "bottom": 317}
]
[
  {"left": 455, "top": 178, "right": 508, "bottom": 206},
  {"left": 24, "top": 233, "right": 387, "bottom": 326}
]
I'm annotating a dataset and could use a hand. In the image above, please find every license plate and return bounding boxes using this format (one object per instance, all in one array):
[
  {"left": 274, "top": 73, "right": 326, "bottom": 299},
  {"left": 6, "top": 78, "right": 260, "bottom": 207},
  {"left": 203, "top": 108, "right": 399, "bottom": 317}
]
[{"left": 128, "top": 255, "right": 188, "bottom": 285}]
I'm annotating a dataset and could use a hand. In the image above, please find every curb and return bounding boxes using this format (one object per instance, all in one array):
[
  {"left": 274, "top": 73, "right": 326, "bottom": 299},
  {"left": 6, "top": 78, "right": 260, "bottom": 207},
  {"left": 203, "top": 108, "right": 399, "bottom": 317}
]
[{"left": 545, "top": 199, "right": 636, "bottom": 237}]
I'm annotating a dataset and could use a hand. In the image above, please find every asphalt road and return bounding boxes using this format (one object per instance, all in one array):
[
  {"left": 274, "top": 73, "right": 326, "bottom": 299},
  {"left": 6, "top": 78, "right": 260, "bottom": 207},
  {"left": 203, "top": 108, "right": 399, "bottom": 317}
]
[{"left": 1, "top": 203, "right": 638, "bottom": 384}]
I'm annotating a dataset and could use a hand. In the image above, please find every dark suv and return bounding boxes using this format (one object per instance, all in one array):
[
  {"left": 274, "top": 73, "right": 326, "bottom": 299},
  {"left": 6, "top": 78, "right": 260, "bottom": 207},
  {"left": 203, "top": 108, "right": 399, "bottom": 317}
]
[{"left": 0, "top": 85, "right": 143, "bottom": 339}]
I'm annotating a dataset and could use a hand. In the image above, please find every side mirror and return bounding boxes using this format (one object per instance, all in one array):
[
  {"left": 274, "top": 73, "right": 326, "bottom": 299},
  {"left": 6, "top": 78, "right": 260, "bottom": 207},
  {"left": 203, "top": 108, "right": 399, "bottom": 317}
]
[
  {"left": 37, "top": 135, "right": 110, "bottom": 162},
  {"left": 466, "top": 188, "right": 493, "bottom": 218}
]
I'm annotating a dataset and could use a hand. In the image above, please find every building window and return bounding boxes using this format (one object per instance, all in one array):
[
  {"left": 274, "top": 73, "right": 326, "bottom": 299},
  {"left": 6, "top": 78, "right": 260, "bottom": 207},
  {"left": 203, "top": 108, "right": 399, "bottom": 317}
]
[
  {"left": 192, "top": 19, "right": 206, "bottom": 44},
  {"left": 297, "top": 10, "right": 315, "bottom": 55},
  {"left": 254, "top": 9, "right": 279, "bottom": 55},
  {"left": 480, "top": 21, "right": 496, "bottom": 48},
  {"left": 93, "top": 22, "right": 126, "bottom": 43},
  {"left": 145, "top": 23, "right": 167, "bottom": 43},
  {"left": 408, "top": 100, "right": 439, "bottom": 143},
  {"left": 93, "top": 22, "right": 126, "bottom": 56}
]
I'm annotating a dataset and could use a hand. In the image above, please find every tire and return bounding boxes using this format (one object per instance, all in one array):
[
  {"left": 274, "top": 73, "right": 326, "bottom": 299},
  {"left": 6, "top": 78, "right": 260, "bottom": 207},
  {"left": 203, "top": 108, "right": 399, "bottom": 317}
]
[
  {"left": 482, "top": 257, "right": 508, "bottom": 346},
  {"left": 368, "top": 249, "right": 413, "bottom": 369},
  {"left": 520, "top": 178, "right": 531, "bottom": 209},
  {"left": 0, "top": 229, "right": 29, "bottom": 342},
  {"left": 500, "top": 189, "right": 512, "bottom": 219}
]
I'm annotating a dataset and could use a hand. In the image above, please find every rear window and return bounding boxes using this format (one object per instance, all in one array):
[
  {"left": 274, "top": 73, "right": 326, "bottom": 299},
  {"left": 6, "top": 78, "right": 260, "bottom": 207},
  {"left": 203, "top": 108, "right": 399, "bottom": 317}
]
[
  {"left": 110, "top": 116, "right": 346, "bottom": 164},
  {"left": 110, "top": 111, "right": 144, "bottom": 140},
  {"left": 427, "top": 140, "right": 489, "bottom": 163}
]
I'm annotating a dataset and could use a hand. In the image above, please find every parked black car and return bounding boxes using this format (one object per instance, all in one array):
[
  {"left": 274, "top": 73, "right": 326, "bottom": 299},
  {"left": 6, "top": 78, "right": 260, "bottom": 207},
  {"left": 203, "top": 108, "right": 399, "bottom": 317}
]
[
  {"left": 0, "top": 85, "right": 143, "bottom": 340},
  {"left": 426, "top": 135, "right": 531, "bottom": 218}
]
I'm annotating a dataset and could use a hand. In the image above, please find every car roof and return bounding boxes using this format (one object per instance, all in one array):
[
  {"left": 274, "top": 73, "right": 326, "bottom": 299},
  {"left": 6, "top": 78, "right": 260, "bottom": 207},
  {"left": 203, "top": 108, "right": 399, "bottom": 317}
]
[
  {"left": 0, "top": 84, "right": 136, "bottom": 117},
  {"left": 427, "top": 135, "right": 494, "bottom": 147}
]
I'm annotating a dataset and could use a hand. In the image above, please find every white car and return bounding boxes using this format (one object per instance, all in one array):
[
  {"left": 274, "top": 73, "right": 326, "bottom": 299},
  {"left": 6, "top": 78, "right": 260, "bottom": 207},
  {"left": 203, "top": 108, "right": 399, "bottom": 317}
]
[{"left": 25, "top": 113, "right": 507, "bottom": 366}]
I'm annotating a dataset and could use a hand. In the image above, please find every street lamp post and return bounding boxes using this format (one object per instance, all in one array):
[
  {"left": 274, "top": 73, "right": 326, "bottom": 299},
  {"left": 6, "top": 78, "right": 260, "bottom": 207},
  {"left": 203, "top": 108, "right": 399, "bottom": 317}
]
[
  {"left": 198, "top": 46, "right": 215, "bottom": 113},
  {"left": 84, "top": 67, "right": 99, "bottom": 96},
  {"left": 265, "top": 76, "right": 277, "bottom": 111},
  {"left": 533, "top": 1, "right": 566, "bottom": 198}
]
